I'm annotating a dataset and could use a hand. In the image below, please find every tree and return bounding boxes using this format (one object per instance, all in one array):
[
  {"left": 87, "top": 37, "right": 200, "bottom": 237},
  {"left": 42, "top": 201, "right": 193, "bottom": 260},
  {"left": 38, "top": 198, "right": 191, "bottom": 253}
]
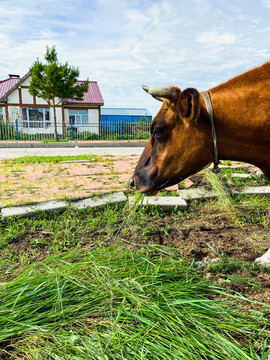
[{"left": 29, "top": 46, "right": 89, "bottom": 140}]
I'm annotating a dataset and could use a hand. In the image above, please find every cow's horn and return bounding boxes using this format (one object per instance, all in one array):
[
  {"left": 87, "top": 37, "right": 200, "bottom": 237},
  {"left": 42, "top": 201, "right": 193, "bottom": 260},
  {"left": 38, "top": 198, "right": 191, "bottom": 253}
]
[{"left": 142, "top": 85, "right": 178, "bottom": 101}]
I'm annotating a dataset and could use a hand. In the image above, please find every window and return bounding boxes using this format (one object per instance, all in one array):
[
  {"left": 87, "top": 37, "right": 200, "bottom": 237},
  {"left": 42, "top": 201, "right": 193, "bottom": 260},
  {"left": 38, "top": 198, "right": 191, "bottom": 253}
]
[
  {"left": 22, "top": 108, "right": 50, "bottom": 128},
  {"left": 0, "top": 107, "right": 3, "bottom": 123},
  {"left": 69, "top": 109, "right": 88, "bottom": 125}
]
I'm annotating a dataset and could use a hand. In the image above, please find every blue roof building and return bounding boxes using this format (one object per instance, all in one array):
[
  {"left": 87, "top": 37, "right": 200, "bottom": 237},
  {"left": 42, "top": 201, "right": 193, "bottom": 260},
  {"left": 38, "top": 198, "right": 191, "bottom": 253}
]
[
  {"left": 101, "top": 107, "right": 151, "bottom": 118},
  {"left": 101, "top": 108, "right": 152, "bottom": 131}
]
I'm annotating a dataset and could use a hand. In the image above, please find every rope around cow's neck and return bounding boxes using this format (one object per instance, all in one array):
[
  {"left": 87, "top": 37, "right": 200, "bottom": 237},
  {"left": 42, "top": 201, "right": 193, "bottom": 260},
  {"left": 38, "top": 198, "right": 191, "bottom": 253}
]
[{"left": 202, "top": 91, "right": 221, "bottom": 174}]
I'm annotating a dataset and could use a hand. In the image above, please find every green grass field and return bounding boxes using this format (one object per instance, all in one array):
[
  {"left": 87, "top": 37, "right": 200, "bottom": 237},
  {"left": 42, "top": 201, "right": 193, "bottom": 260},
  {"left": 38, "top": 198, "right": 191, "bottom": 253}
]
[
  {"left": 0, "top": 248, "right": 269, "bottom": 360},
  {"left": 0, "top": 158, "right": 270, "bottom": 359}
]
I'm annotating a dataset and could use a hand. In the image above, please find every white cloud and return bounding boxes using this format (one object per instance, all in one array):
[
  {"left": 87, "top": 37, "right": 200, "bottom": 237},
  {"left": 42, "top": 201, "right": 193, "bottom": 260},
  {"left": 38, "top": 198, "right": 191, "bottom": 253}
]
[
  {"left": 261, "top": 0, "right": 270, "bottom": 7},
  {"left": 197, "top": 31, "right": 236, "bottom": 45},
  {"left": 0, "top": 0, "right": 269, "bottom": 116}
]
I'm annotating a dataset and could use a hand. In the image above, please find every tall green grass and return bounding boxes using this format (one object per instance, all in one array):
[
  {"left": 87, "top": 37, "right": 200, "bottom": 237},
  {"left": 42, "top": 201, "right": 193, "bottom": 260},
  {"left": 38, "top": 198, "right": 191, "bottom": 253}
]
[
  {"left": 0, "top": 248, "right": 268, "bottom": 359},
  {"left": 203, "top": 169, "right": 237, "bottom": 221}
]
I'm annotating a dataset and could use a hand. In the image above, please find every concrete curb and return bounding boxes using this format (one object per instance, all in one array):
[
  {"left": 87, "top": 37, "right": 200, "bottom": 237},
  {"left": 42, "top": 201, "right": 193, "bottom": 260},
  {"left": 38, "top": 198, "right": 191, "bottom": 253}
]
[
  {"left": 0, "top": 141, "right": 147, "bottom": 149},
  {"left": 178, "top": 186, "right": 270, "bottom": 200},
  {"left": 178, "top": 188, "right": 217, "bottom": 201},
  {"left": 241, "top": 186, "right": 270, "bottom": 197},
  {"left": 231, "top": 172, "right": 263, "bottom": 178},
  {"left": 129, "top": 195, "right": 188, "bottom": 210},
  {"left": 73, "top": 192, "right": 128, "bottom": 210},
  {"left": 1, "top": 200, "right": 68, "bottom": 218},
  {"left": 1, "top": 192, "right": 128, "bottom": 219},
  {"left": 2, "top": 186, "right": 270, "bottom": 219}
]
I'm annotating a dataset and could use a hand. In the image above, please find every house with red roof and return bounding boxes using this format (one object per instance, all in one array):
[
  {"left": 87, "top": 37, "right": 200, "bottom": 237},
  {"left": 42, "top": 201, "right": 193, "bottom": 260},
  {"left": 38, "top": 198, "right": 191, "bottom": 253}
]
[{"left": 0, "top": 72, "right": 104, "bottom": 136}]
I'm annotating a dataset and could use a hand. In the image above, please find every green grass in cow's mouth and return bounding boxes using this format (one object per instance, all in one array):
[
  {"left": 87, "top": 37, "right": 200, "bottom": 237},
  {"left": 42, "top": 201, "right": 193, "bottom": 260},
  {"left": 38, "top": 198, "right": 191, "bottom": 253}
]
[{"left": 126, "top": 191, "right": 145, "bottom": 220}]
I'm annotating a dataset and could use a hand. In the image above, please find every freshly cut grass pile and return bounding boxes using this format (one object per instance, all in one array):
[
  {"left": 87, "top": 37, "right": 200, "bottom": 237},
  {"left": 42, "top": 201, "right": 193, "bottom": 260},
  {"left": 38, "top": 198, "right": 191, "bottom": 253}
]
[{"left": 0, "top": 248, "right": 268, "bottom": 359}]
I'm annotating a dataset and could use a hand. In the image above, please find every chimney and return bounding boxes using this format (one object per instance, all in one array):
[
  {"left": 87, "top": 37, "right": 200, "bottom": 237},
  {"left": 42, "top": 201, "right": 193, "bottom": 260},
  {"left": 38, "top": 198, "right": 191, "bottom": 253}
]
[{"left": 8, "top": 74, "right": 20, "bottom": 78}]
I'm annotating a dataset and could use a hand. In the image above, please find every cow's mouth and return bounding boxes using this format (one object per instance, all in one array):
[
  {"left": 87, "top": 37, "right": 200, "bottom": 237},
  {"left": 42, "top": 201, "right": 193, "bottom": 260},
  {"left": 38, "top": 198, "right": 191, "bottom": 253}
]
[
  {"left": 147, "top": 178, "right": 172, "bottom": 193},
  {"left": 130, "top": 175, "right": 182, "bottom": 194}
]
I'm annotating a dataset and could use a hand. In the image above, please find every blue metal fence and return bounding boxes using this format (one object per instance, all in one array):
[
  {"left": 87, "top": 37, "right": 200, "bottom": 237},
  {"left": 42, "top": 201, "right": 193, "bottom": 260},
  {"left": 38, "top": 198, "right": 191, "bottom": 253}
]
[
  {"left": 0, "top": 119, "right": 152, "bottom": 141},
  {"left": 101, "top": 115, "right": 152, "bottom": 131}
]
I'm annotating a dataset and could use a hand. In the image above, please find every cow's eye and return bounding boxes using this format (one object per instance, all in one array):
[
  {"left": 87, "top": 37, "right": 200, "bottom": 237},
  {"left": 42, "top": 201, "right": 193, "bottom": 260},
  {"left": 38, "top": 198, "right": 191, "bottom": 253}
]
[{"left": 152, "top": 126, "right": 164, "bottom": 139}]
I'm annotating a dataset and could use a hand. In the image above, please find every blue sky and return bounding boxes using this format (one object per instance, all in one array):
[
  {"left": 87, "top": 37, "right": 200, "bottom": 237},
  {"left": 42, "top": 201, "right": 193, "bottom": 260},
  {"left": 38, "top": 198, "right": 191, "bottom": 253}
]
[{"left": 0, "top": 0, "right": 269, "bottom": 115}]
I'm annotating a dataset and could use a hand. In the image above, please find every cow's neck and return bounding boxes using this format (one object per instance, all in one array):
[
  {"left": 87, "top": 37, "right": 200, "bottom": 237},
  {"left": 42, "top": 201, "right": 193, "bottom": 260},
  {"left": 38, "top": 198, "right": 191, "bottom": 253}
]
[
  {"left": 200, "top": 87, "right": 270, "bottom": 178},
  {"left": 202, "top": 91, "right": 220, "bottom": 173}
]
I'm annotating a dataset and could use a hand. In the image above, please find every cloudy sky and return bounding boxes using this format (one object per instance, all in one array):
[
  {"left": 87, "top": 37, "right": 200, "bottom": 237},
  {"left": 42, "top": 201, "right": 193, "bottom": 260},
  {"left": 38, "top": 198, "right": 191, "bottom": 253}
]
[{"left": 0, "top": 0, "right": 269, "bottom": 115}]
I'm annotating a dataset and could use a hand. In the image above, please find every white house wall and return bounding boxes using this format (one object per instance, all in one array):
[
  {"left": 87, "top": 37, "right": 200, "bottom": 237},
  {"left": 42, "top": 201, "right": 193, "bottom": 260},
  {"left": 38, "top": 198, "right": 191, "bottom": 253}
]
[
  {"left": 72, "top": 109, "right": 99, "bottom": 134},
  {"left": 1, "top": 106, "right": 6, "bottom": 122},
  {"left": 8, "top": 89, "right": 20, "bottom": 103},
  {"left": 21, "top": 88, "right": 33, "bottom": 104},
  {"left": 87, "top": 108, "right": 99, "bottom": 134},
  {"left": 22, "top": 77, "right": 31, "bottom": 86},
  {"left": 8, "top": 106, "right": 21, "bottom": 121},
  {"left": 35, "top": 96, "right": 49, "bottom": 105}
]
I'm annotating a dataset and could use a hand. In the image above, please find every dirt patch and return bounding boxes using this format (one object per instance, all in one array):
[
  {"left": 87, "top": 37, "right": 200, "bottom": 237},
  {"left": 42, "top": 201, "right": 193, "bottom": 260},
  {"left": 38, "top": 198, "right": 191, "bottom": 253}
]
[
  {"left": 164, "top": 219, "right": 267, "bottom": 261},
  {"left": 7, "top": 207, "right": 269, "bottom": 304},
  {"left": 123, "top": 208, "right": 270, "bottom": 304}
]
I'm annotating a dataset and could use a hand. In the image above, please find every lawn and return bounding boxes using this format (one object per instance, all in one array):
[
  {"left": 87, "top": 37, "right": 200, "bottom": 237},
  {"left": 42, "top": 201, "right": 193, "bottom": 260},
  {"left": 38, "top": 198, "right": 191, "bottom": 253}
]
[{"left": 0, "top": 156, "right": 269, "bottom": 359}]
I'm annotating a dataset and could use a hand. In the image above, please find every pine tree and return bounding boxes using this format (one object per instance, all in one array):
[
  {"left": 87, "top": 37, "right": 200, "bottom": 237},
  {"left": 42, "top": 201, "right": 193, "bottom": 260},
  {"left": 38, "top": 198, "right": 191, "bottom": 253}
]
[{"left": 29, "top": 46, "right": 89, "bottom": 140}]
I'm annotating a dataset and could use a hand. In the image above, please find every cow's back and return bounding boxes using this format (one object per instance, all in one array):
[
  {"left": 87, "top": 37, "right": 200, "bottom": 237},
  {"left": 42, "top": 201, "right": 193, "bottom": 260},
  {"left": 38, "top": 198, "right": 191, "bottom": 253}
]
[{"left": 210, "top": 62, "right": 270, "bottom": 134}]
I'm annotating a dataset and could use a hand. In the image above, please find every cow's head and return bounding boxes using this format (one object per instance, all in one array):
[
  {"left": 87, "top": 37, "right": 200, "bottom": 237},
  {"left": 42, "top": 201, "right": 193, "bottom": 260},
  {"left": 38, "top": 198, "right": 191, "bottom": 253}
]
[{"left": 131, "top": 85, "right": 213, "bottom": 193}]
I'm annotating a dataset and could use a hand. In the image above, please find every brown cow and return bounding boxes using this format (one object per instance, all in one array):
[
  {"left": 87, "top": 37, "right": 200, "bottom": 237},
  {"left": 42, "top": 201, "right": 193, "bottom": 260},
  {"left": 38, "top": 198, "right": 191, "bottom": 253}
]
[
  {"left": 132, "top": 61, "right": 270, "bottom": 193},
  {"left": 131, "top": 61, "right": 270, "bottom": 265}
]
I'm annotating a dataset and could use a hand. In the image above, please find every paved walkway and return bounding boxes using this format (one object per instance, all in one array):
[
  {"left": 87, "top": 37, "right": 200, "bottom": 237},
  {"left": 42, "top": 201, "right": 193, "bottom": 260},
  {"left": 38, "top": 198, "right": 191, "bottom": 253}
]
[
  {"left": 0, "top": 155, "right": 140, "bottom": 207},
  {"left": 0, "top": 146, "right": 144, "bottom": 158}
]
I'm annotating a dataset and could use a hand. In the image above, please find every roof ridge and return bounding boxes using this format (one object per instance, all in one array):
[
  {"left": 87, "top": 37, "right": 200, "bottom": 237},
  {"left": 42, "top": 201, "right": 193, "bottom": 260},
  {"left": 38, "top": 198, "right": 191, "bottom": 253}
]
[
  {"left": 0, "top": 72, "right": 30, "bottom": 101},
  {"left": 1, "top": 73, "right": 104, "bottom": 105},
  {"left": 0, "top": 77, "right": 20, "bottom": 83},
  {"left": 77, "top": 80, "right": 97, "bottom": 83}
]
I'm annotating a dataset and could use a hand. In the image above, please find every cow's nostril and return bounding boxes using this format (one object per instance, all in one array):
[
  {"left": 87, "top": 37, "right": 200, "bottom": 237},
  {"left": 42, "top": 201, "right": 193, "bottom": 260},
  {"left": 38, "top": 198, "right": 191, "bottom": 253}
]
[{"left": 129, "top": 178, "right": 135, "bottom": 188}]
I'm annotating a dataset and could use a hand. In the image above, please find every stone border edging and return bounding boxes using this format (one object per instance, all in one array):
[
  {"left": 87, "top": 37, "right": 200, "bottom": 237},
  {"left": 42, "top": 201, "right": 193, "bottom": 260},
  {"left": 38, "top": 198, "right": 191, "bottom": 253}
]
[
  {"left": 1, "top": 192, "right": 127, "bottom": 218},
  {"left": 129, "top": 196, "right": 188, "bottom": 210},
  {"left": 1, "top": 186, "right": 270, "bottom": 219}
]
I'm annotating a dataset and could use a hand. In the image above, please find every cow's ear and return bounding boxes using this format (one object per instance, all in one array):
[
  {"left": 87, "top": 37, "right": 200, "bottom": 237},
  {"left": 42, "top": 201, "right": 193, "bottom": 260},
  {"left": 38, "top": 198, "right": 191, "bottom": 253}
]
[{"left": 180, "top": 88, "right": 200, "bottom": 125}]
